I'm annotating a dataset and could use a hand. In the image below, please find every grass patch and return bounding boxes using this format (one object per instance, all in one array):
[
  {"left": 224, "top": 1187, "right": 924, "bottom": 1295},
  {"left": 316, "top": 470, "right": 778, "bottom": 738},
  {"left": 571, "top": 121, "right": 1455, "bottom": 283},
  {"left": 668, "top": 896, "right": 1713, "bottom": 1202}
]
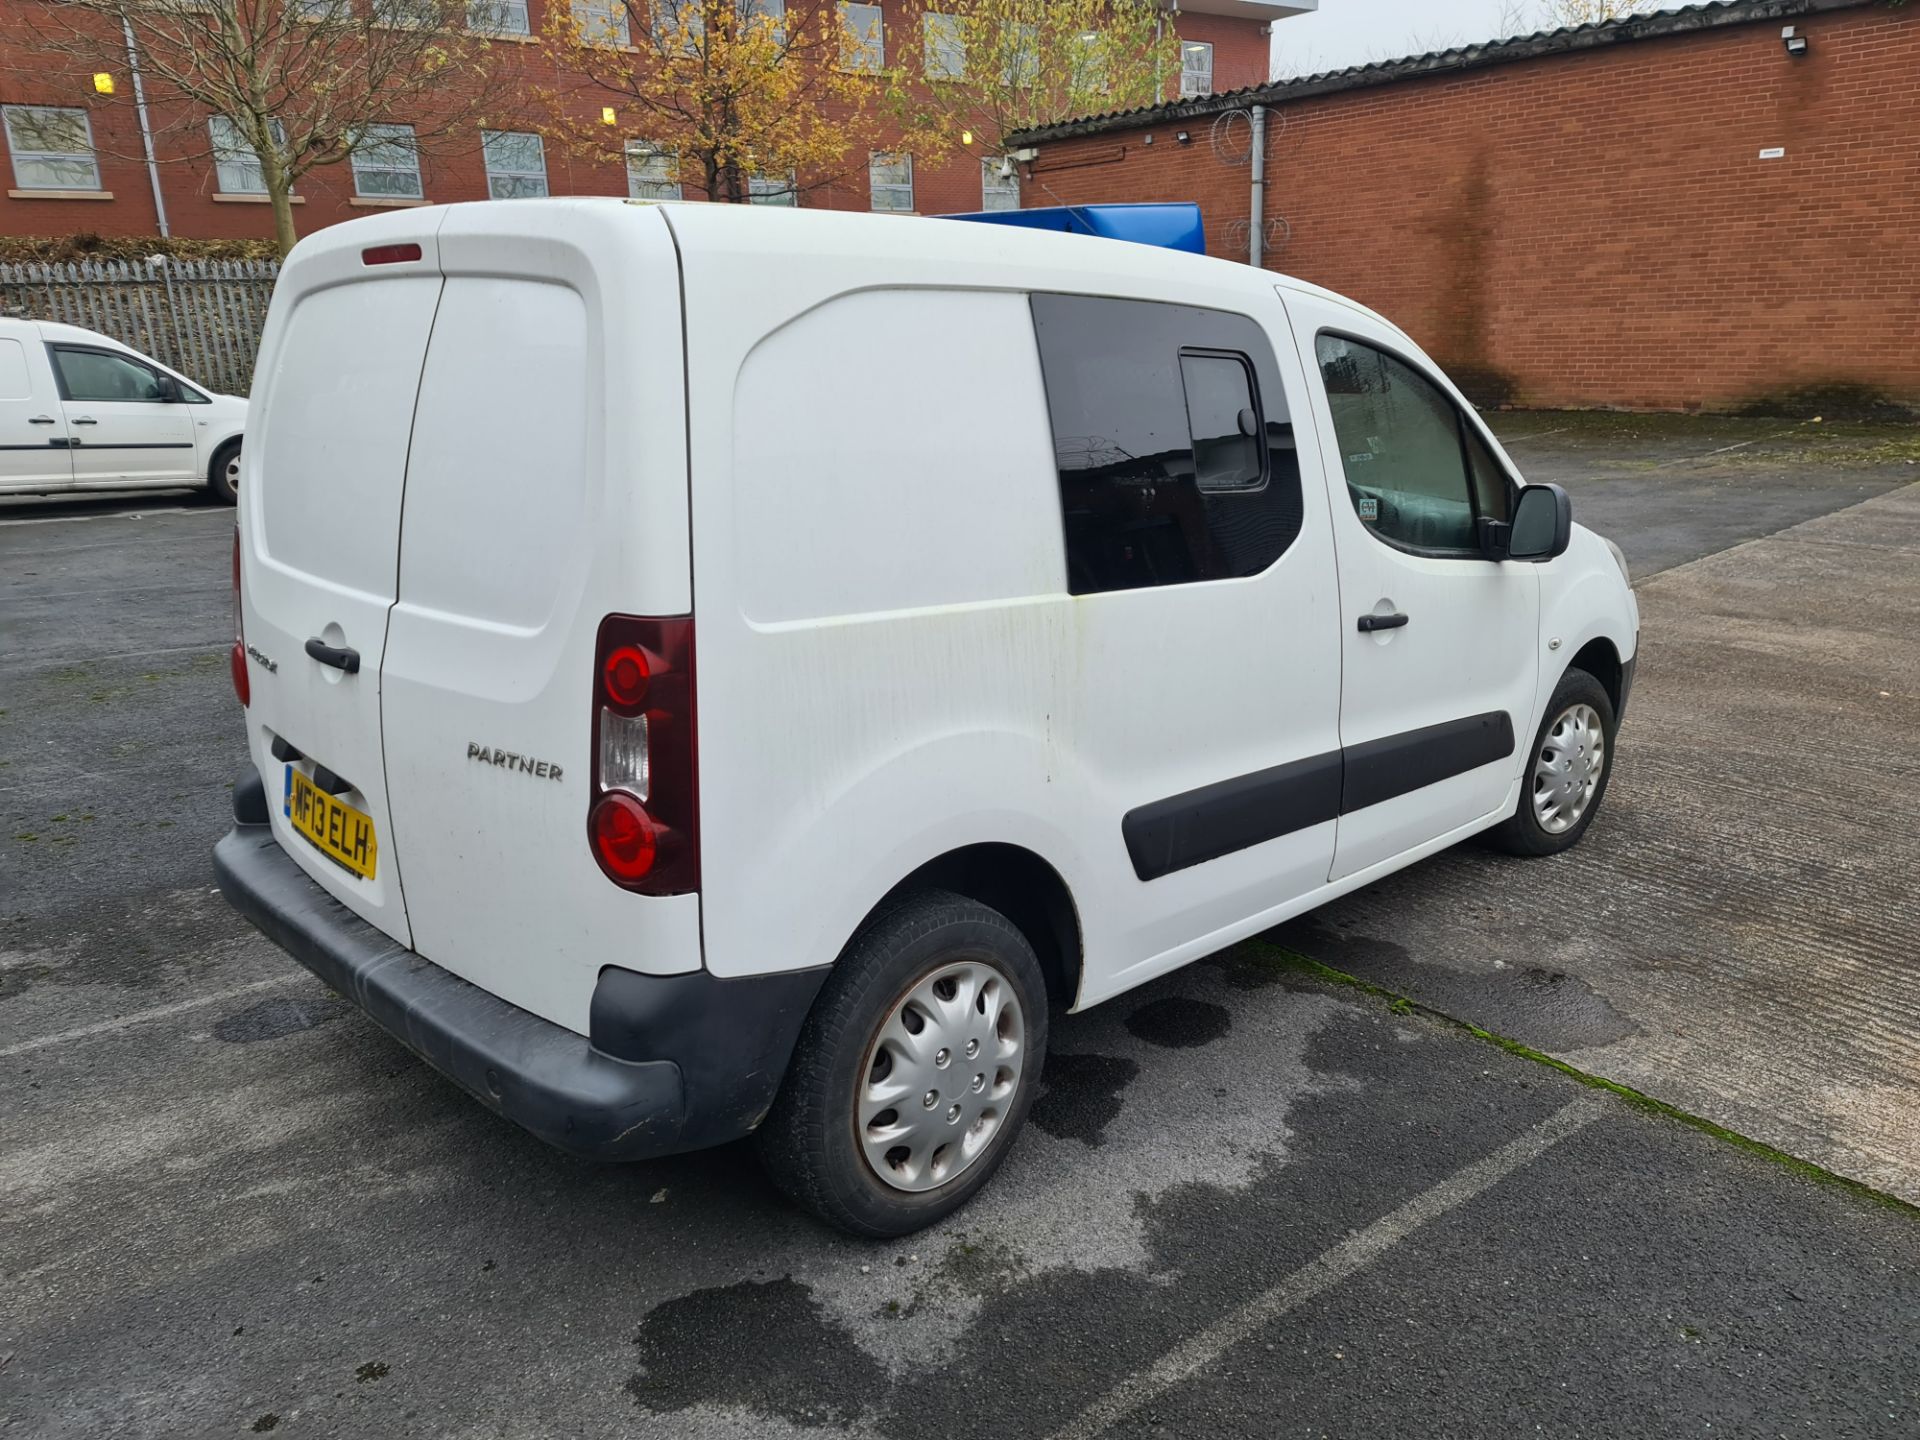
[{"left": 1245, "top": 940, "right": 1920, "bottom": 1220}]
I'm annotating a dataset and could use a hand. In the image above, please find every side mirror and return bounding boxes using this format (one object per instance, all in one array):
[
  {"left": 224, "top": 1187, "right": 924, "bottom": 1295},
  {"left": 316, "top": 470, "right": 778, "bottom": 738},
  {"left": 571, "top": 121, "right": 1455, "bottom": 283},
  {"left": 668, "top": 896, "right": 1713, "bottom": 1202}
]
[{"left": 1509, "top": 482, "right": 1572, "bottom": 562}]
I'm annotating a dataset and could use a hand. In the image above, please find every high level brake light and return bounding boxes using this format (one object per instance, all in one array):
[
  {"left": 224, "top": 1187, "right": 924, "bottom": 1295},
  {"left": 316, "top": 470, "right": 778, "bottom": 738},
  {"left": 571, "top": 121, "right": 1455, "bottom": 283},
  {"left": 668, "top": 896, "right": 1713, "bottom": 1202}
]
[
  {"left": 230, "top": 527, "right": 249, "bottom": 708},
  {"left": 588, "top": 616, "right": 697, "bottom": 894}
]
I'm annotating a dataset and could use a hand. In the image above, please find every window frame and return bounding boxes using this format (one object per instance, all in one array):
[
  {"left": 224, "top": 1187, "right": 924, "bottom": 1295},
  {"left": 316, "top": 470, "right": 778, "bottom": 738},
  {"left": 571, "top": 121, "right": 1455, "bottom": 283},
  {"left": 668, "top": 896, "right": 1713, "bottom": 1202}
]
[
  {"left": 467, "top": 0, "right": 532, "bottom": 35},
  {"left": 572, "top": 0, "right": 634, "bottom": 46},
  {"left": 924, "top": 11, "right": 964, "bottom": 79},
  {"left": 349, "top": 122, "right": 424, "bottom": 200},
  {"left": 481, "top": 128, "right": 549, "bottom": 198},
  {"left": 748, "top": 169, "right": 798, "bottom": 206},
  {"left": 208, "top": 115, "right": 289, "bottom": 197},
  {"left": 624, "top": 139, "right": 682, "bottom": 200},
  {"left": 868, "top": 150, "right": 913, "bottom": 212},
  {"left": 46, "top": 343, "right": 178, "bottom": 405},
  {"left": 3, "top": 104, "right": 102, "bottom": 192},
  {"left": 980, "top": 155, "right": 1018, "bottom": 211},
  {"left": 1313, "top": 327, "right": 1519, "bottom": 562},
  {"left": 1179, "top": 39, "right": 1214, "bottom": 98},
  {"left": 839, "top": 1, "right": 885, "bottom": 71}
]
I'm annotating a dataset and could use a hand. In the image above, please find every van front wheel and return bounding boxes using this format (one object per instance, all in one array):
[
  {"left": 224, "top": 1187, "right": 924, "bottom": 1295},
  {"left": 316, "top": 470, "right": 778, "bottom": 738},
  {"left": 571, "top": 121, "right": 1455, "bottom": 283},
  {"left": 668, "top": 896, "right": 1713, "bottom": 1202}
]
[{"left": 757, "top": 890, "right": 1048, "bottom": 1238}]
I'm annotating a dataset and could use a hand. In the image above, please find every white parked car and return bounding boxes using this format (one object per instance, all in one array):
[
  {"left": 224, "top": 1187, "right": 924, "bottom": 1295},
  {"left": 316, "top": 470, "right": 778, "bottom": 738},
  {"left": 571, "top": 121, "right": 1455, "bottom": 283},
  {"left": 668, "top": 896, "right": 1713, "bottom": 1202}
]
[
  {"left": 215, "top": 201, "right": 1639, "bottom": 1237},
  {"left": 0, "top": 316, "right": 247, "bottom": 502}
]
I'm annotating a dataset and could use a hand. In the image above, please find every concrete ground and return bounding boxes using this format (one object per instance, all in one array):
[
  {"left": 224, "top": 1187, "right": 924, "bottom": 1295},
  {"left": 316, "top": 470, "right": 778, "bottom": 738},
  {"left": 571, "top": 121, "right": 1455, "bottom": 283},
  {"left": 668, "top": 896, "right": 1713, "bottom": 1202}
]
[{"left": 2, "top": 416, "right": 1918, "bottom": 1438}]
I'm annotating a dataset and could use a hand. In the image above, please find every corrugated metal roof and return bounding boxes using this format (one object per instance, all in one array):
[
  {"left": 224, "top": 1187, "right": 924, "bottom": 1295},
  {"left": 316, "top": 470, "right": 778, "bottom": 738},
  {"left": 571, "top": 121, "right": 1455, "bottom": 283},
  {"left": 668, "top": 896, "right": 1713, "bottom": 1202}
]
[{"left": 1008, "top": 0, "right": 1877, "bottom": 146}]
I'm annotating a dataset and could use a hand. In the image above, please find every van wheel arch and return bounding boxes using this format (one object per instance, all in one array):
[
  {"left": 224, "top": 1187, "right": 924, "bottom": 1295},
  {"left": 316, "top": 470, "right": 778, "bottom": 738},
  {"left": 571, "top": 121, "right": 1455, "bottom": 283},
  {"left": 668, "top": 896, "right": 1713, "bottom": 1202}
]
[
  {"left": 865, "top": 844, "right": 1083, "bottom": 1009},
  {"left": 1568, "top": 637, "right": 1622, "bottom": 714}
]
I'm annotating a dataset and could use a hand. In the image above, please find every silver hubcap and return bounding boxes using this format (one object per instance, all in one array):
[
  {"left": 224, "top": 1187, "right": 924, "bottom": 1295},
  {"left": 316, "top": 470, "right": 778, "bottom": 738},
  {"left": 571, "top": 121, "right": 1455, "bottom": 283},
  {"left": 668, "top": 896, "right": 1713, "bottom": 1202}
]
[
  {"left": 1533, "top": 702, "right": 1605, "bottom": 834},
  {"left": 857, "top": 960, "right": 1025, "bottom": 1193},
  {"left": 226, "top": 454, "right": 242, "bottom": 489}
]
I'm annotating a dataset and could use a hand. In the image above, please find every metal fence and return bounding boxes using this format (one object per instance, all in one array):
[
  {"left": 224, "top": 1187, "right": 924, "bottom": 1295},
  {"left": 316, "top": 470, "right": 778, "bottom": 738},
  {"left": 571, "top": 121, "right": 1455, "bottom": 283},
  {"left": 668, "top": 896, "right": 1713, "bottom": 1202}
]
[{"left": 0, "top": 257, "right": 279, "bottom": 397}]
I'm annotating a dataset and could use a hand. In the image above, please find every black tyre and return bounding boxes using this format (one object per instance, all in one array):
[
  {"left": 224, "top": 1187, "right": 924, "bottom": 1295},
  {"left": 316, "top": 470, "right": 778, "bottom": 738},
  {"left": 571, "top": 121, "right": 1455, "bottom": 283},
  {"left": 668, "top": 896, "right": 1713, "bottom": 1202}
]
[
  {"left": 1488, "top": 666, "right": 1617, "bottom": 857},
  {"left": 207, "top": 439, "right": 241, "bottom": 505},
  {"left": 757, "top": 889, "right": 1048, "bottom": 1238}
]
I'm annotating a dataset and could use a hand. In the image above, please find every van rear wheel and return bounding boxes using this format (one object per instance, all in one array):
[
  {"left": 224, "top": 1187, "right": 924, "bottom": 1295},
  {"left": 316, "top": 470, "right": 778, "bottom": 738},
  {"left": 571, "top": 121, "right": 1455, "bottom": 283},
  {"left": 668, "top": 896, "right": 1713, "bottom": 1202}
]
[{"left": 757, "top": 889, "right": 1048, "bottom": 1238}]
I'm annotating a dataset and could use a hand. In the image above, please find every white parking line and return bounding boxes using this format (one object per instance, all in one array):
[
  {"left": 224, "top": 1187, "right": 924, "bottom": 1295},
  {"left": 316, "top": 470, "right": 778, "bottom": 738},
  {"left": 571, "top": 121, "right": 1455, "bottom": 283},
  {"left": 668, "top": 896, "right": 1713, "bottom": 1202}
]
[
  {"left": 1496, "top": 426, "right": 1570, "bottom": 444},
  {"left": 0, "top": 506, "right": 223, "bottom": 529},
  {"left": 0, "top": 973, "right": 308, "bottom": 1060},
  {"left": 1045, "top": 1095, "right": 1606, "bottom": 1440}
]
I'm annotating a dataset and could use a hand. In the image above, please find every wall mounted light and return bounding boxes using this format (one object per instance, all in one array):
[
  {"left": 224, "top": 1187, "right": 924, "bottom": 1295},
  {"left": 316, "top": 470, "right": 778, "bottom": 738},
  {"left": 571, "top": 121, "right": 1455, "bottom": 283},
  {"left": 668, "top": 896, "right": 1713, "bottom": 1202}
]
[
  {"left": 1175, "top": 130, "right": 1192, "bottom": 145},
  {"left": 602, "top": 106, "right": 618, "bottom": 125},
  {"left": 1782, "top": 25, "right": 1808, "bottom": 57},
  {"left": 93, "top": 72, "right": 115, "bottom": 95}
]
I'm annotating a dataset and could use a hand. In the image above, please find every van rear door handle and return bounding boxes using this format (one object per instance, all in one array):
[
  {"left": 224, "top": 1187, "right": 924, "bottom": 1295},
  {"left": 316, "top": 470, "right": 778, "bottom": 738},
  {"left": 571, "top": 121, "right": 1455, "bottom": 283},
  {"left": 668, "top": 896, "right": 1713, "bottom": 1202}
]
[
  {"left": 304, "top": 637, "right": 361, "bottom": 673},
  {"left": 1357, "top": 612, "right": 1410, "bottom": 633}
]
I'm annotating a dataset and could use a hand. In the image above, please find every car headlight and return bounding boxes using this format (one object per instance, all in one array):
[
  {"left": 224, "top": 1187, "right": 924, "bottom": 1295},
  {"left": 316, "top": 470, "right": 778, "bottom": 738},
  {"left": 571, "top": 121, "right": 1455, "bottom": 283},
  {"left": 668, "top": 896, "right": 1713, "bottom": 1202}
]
[{"left": 1604, "top": 537, "right": 1630, "bottom": 585}]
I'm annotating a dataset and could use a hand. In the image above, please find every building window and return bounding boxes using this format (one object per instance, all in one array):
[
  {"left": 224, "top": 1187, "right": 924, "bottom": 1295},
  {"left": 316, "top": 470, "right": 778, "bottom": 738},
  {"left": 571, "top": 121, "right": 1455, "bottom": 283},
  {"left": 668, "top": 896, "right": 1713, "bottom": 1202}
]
[
  {"left": 868, "top": 151, "right": 912, "bottom": 212},
  {"left": 3, "top": 106, "right": 101, "bottom": 191},
  {"left": 1180, "top": 40, "right": 1214, "bottom": 97},
  {"left": 482, "top": 129, "right": 548, "bottom": 198},
  {"left": 924, "top": 12, "right": 963, "bottom": 79},
  {"left": 372, "top": 0, "right": 438, "bottom": 25},
  {"left": 980, "top": 155, "right": 1018, "bottom": 211},
  {"left": 1002, "top": 22, "right": 1038, "bottom": 86},
  {"left": 749, "top": 170, "right": 797, "bottom": 205},
  {"left": 1314, "top": 334, "right": 1480, "bottom": 555},
  {"left": 1031, "top": 292, "right": 1304, "bottom": 595},
  {"left": 209, "top": 116, "right": 288, "bottom": 196},
  {"left": 625, "top": 140, "right": 681, "bottom": 200},
  {"left": 741, "top": 0, "right": 785, "bottom": 37},
  {"left": 350, "top": 123, "right": 423, "bottom": 200},
  {"left": 573, "top": 0, "right": 632, "bottom": 46},
  {"left": 840, "top": 2, "right": 883, "bottom": 71},
  {"left": 467, "top": 0, "right": 530, "bottom": 35},
  {"left": 290, "top": 0, "right": 348, "bottom": 17}
]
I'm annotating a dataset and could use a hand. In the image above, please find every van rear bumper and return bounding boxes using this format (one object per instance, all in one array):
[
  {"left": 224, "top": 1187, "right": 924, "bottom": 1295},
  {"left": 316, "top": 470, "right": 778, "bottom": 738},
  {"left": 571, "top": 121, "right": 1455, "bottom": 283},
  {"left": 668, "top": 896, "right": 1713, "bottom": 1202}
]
[{"left": 214, "top": 771, "right": 826, "bottom": 1163}]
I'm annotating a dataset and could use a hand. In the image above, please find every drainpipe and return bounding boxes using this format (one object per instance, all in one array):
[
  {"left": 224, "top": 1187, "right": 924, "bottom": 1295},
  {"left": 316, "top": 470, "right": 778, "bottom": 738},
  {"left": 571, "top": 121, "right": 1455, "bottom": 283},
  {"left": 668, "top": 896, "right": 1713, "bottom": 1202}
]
[
  {"left": 1248, "top": 105, "right": 1266, "bottom": 269},
  {"left": 122, "top": 16, "right": 170, "bottom": 239}
]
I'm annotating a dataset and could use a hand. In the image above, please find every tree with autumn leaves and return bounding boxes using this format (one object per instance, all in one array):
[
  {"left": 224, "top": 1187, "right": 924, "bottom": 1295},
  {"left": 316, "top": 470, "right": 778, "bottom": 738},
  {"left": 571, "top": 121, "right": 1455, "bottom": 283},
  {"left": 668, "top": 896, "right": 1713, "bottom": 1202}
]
[{"left": 543, "top": 0, "right": 1178, "bottom": 207}]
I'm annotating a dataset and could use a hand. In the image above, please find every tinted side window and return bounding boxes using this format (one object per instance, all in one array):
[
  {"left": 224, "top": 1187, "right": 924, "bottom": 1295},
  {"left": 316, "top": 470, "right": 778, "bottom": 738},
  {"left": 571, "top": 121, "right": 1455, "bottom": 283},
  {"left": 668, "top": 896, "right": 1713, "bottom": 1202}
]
[
  {"left": 1315, "top": 335, "right": 1475, "bottom": 554},
  {"left": 52, "top": 347, "right": 170, "bottom": 403},
  {"left": 1032, "top": 294, "right": 1304, "bottom": 596}
]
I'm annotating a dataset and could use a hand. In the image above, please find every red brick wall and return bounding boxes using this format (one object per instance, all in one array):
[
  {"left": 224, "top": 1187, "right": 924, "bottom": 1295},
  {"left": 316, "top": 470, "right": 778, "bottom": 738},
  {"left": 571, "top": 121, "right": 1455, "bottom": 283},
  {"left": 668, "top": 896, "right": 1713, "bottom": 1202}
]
[
  {"left": 0, "top": 1, "right": 1270, "bottom": 243},
  {"left": 1021, "top": 6, "right": 1920, "bottom": 414}
]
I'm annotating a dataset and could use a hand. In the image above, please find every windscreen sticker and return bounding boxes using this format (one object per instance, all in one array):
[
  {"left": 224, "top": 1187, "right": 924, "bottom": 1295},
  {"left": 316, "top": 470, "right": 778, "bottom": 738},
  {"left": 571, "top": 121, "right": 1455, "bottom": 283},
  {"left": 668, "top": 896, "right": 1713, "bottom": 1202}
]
[{"left": 1357, "top": 496, "right": 1380, "bottom": 522}]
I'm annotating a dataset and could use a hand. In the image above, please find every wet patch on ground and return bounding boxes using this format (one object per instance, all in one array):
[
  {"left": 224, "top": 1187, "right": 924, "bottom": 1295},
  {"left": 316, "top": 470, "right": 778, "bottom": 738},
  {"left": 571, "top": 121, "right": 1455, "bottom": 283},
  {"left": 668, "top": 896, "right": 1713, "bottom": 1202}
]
[
  {"left": 1029, "top": 1051, "right": 1138, "bottom": 1146},
  {"left": 1123, "top": 996, "right": 1232, "bottom": 1049},
  {"left": 1272, "top": 918, "right": 1639, "bottom": 1052},
  {"left": 213, "top": 996, "right": 338, "bottom": 1044},
  {"left": 627, "top": 1276, "right": 887, "bottom": 1426}
]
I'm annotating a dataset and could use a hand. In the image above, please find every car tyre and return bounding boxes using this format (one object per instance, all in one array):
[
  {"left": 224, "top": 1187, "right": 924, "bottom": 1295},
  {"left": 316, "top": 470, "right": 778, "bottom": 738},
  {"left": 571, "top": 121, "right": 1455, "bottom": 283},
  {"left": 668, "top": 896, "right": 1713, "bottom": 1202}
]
[
  {"left": 207, "top": 439, "right": 241, "bottom": 506},
  {"left": 1488, "top": 666, "right": 1617, "bottom": 857},
  {"left": 757, "top": 889, "right": 1048, "bottom": 1238}
]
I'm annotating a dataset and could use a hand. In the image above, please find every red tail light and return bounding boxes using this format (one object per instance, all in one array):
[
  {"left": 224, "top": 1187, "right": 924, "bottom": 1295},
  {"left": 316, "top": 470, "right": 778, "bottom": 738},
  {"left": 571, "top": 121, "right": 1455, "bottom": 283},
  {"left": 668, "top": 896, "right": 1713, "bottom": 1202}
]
[
  {"left": 230, "top": 527, "right": 250, "bottom": 708},
  {"left": 589, "top": 615, "right": 697, "bottom": 894}
]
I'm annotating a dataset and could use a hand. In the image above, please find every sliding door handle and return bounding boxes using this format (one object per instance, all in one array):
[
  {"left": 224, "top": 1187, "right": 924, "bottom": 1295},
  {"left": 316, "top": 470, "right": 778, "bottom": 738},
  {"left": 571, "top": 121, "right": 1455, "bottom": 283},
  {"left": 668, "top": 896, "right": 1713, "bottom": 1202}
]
[
  {"left": 1357, "top": 612, "right": 1410, "bottom": 633},
  {"left": 28, "top": 414, "right": 55, "bottom": 424}
]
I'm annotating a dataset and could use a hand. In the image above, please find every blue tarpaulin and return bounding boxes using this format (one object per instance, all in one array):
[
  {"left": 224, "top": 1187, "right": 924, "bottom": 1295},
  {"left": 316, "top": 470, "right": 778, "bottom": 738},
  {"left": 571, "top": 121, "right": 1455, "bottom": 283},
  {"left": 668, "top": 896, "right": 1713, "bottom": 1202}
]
[{"left": 938, "top": 202, "right": 1206, "bottom": 255}]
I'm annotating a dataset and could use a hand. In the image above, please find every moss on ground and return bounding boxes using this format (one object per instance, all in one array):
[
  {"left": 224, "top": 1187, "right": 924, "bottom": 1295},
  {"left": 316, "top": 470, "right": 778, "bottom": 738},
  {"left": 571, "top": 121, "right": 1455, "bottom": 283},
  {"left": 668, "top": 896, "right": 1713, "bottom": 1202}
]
[{"left": 1243, "top": 939, "right": 1920, "bottom": 1220}]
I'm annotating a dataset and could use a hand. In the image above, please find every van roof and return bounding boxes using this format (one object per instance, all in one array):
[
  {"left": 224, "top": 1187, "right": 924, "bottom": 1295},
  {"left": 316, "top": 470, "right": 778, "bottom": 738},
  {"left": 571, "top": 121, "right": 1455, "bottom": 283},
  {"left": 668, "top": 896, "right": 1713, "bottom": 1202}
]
[{"left": 290, "top": 198, "right": 1403, "bottom": 342}]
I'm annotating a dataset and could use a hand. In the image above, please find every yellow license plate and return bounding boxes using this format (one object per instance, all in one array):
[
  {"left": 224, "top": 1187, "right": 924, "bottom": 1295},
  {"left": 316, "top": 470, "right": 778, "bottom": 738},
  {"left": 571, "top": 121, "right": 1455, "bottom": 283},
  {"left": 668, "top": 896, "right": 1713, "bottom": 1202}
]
[{"left": 284, "top": 765, "right": 377, "bottom": 880}]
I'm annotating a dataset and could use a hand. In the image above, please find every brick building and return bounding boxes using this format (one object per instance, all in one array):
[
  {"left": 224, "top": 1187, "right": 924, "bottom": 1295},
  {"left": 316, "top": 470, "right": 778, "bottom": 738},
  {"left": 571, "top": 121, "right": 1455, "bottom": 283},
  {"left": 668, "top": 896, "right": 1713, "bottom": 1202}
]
[
  {"left": 1010, "top": 0, "right": 1920, "bottom": 415},
  {"left": 0, "top": 0, "right": 1303, "bottom": 245}
]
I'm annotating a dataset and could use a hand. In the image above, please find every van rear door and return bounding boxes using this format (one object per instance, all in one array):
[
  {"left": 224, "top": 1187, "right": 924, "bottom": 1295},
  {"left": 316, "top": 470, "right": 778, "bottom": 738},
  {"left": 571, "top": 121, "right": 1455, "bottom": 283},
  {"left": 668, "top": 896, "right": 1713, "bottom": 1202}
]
[
  {"left": 239, "top": 217, "right": 446, "bottom": 944},
  {"left": 377, "top": 202, "right": 698, "bottom": 1033}
]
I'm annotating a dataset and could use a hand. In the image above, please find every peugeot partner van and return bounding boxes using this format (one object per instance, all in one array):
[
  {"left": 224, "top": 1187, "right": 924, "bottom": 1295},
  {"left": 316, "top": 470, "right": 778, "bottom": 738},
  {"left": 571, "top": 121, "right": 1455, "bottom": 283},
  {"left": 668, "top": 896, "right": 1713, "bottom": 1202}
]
[{"left": 215, "top": 200, "right": 1638, "bottom": 1237}]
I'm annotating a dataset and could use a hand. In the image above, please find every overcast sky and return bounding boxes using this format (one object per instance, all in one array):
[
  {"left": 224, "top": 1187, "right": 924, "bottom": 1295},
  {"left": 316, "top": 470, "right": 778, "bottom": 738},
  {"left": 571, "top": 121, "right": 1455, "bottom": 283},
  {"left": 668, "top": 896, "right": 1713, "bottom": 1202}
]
[{"left": 1268, "top": 0, "right": 1697, "bottom": 77}]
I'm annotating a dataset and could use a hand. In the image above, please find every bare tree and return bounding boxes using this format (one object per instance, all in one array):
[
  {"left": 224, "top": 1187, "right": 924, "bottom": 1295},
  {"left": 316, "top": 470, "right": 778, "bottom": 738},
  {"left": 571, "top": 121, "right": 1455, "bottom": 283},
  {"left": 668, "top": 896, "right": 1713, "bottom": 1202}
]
[
  {"left": 1529, "top": 0, "right": 1668, "bottom": 25},
  {"left": 23, "top": 1, "right": 504, "bottom": 256}
]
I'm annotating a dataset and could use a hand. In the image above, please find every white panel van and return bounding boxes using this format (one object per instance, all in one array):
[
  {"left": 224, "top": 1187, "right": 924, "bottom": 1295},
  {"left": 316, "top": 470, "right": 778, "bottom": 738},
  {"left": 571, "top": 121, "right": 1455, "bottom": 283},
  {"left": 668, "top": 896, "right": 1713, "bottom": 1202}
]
[{"left": 215, "top": 200, "right": 1638, "bottom": 1237}]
